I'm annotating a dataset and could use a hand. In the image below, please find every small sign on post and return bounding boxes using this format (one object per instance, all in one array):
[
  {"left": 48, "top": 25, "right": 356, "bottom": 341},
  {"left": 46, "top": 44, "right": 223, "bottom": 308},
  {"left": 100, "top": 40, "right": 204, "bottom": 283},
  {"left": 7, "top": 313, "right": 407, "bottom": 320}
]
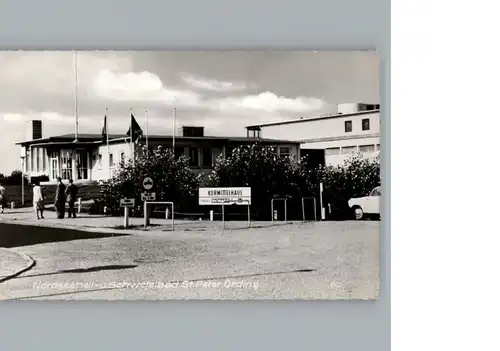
[
  {"left": 120, "top": 198, "right": 135, "bottom": 229},
  {"left": 141, "top": 192, "right": 156, "bottom": 201},
  {"left": 142, "top": 177, "right": 154, "bottom": 191},
  {"left": 120, "top": 198, "right": 136, "bottom": 208}
]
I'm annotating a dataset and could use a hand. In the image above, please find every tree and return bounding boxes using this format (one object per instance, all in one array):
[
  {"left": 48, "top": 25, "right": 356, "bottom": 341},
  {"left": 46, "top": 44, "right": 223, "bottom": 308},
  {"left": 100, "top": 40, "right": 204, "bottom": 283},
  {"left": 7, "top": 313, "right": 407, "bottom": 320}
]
[
  {"left": 207, "top": 144, "right": 308, "bottom": 219},
  {"left": 318, "top": 153, "right": 381, "bottom": 219},
  {"left": 100, "top": 146, "right": 202, "bottom": 214}
]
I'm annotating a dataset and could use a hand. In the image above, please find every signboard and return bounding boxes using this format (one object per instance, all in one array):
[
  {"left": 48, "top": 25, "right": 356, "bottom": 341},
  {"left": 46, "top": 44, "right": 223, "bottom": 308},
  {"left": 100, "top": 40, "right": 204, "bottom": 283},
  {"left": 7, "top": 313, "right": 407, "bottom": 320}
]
[
  {"left": 199, "top": 187, "right": 251, "bottom": 206},
  {"left": 142, "top": 177, "right": 154, "bottom": 191},
  {"left": 120, "top": 198, "right": 136, "bottom": 208},
  {"left": 141, "top": 192, "right": 156, "bottom": 201},
  {"left": 121, "top": 180, "right": 135, "bottom": 198}
]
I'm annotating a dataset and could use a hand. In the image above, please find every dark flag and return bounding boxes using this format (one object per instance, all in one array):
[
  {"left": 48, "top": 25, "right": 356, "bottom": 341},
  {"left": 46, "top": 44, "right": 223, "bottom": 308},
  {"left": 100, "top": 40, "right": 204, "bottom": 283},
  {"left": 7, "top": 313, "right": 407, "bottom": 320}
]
[
  {"left": 101, "top": 114, "right": 108, "bottom": 143},
  {"left": 126, "top": 113, "right": 143, "bottom": 143}
]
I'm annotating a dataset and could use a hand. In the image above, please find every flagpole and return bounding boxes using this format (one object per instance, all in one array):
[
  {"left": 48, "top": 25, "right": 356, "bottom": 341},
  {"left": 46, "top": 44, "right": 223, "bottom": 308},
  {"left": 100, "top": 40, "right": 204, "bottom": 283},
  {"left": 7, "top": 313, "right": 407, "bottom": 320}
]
[
  {"left": 106, "top": 108, "right": 110, "bottom": 178},
  {"left": 172, "top": 108, "right": 176, "bottom": 150},
  {"left": 145, "top": 109, "right": 149, "bottom": 150},
  {"left": 129, "top": 108, "right": 133, "bottom": 161},
  {"left": 73, "top": 51, "right": 79, "bottom": 142}
]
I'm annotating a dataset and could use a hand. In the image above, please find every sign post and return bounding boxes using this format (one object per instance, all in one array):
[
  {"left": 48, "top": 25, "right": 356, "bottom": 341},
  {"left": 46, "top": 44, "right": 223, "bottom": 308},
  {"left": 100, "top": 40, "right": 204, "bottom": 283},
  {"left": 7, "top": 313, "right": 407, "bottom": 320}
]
[
  {"left": 120, "top": 198, "right": 135, "bottom": 228},
  {"left": 199, "top": 187, "right": 252, "bottom": 230},
  {"left": 120, "top": 180, "right": 136, "bottom": 229},
  {"left": 141, "top": 176, "right": 155, "bottom": 222}
]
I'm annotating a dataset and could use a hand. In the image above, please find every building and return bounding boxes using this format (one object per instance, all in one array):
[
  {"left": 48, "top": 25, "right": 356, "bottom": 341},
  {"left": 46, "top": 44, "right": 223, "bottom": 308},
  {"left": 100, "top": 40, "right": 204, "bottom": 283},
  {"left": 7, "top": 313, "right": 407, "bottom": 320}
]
[
  {"left": 245, "top": 102, "right": 380, "bottom": 167},
  {"left": 16, "top": 122, "right": 300, "bottom": 184}
]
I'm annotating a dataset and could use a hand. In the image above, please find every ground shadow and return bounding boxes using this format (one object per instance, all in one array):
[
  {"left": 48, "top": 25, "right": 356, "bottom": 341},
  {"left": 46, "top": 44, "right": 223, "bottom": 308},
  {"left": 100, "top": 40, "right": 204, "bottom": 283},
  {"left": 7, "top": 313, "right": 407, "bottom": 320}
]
[
  {"left": 15, "top": 264, "right": 138, "bottom": 279},
  {"left": 0, "top": 223, "right": 128, "bottom": 248}
]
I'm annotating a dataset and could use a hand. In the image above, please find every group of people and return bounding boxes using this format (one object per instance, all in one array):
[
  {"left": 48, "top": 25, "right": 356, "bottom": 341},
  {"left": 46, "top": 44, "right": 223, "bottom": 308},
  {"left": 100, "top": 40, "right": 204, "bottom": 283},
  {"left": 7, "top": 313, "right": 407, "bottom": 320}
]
[{"left": 0, "top": 177, "right": 78, "bottom": 219}]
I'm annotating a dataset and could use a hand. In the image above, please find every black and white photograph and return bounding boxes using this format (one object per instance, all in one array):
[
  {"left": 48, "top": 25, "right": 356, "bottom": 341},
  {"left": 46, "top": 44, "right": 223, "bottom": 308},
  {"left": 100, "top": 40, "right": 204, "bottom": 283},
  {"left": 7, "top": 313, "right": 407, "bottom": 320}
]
[{"left": 0, "top": 50, "right": 380, "bottom": 300}]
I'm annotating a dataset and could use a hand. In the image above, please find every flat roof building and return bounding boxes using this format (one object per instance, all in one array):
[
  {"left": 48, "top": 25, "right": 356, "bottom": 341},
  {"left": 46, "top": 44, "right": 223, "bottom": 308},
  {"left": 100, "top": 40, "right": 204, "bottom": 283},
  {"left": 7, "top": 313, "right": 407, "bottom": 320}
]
[
  {"left": 16, "top": 123, "right": 300, "bottom": 184},
  {"left": 246, "top": 102, "right": 380, "bottom": 167}
]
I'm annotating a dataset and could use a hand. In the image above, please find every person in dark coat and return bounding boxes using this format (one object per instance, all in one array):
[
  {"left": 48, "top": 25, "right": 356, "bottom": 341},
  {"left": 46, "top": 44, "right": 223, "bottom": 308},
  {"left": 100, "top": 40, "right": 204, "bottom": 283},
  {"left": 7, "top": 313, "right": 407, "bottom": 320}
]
[
  {"left": 65, "top": 179, "right": 78, "bottom": 218},
  {"left": 54, "top": 177, "right": 66, "bottom": 219}
]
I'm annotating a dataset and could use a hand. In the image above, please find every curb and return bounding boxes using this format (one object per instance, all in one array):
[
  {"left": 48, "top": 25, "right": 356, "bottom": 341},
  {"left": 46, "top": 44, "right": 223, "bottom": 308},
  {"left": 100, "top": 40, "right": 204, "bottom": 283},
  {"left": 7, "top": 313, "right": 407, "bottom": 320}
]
[{"left": 0, "top": 248, "right": 36, "bottom": 283}]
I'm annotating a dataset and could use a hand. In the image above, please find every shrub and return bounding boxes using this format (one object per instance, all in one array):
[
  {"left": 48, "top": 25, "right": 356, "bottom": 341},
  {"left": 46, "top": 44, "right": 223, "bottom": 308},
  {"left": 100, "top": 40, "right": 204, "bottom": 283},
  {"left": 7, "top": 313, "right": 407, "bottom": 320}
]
[
  {"left": 99, "top": 146, "right": 202, "bottom": 214},
  {"left": 207, "top": 144, "right": 310, "bottom": 219},
  {"left": 318, "top": 153, "right": 381, "bottom": 219}
]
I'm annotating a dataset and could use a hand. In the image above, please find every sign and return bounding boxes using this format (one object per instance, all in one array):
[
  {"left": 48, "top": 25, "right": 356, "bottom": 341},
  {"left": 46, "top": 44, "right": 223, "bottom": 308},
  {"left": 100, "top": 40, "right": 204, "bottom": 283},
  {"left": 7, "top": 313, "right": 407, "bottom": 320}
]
[
  {"left": 141, "top": 192, "right": 156, "bottom": 201},
  {"left": 142, "top": 177, "right": 154, "bottom": 190},
  {"left": 121, "top": 180, "right": 135, "bottom": 198},
  {"left": 199, "top": 187, "right": 251, "bottom": 206},
  {"left": 120, "top": 198, "right": 136, "bottom": 208}
]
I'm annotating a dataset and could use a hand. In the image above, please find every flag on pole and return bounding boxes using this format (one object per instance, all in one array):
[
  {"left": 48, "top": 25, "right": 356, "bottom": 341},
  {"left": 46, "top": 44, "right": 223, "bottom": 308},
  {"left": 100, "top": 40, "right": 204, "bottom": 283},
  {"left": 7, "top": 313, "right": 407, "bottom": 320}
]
[{"left": 126, "top": 113, "right": 143, "bottom": 144}]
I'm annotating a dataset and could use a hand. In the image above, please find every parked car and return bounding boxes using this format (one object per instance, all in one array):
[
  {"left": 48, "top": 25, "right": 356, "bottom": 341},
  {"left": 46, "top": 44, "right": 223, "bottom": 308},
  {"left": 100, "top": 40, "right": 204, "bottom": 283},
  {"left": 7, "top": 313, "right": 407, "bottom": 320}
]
[{"left": 348, "top": 186, "right": 381, "bottom": 220}]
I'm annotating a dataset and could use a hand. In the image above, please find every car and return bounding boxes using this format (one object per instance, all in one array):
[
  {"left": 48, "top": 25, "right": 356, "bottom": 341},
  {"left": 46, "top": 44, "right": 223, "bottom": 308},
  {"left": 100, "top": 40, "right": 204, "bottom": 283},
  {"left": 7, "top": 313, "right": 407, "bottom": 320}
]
[{"left": 348, "top": 186, "right": 381, "bottom": 220}]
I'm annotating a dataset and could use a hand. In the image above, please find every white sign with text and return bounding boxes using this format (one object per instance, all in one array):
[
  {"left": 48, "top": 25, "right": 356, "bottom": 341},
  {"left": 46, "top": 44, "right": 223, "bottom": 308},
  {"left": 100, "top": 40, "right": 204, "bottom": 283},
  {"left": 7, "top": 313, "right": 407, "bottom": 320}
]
[{"left": 199, "top": 187, "right": 251, "bottom": 205}]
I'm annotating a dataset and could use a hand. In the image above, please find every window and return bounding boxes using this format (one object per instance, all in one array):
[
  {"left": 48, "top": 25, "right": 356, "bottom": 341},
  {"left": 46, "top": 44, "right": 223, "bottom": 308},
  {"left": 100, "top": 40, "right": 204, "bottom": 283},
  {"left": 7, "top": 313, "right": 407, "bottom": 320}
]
[
  {"left": 76, "top": 150, "right": 88, "bottom": 180},
  {"left": 226, "top": 146, "right": 235, "bottom": 158},
  {"left": 359, "top": 145, "right": 375, "bottom": 153},
  {"left": 279, "top": 146, "right": 290, "bottom": 158},
  {"left": 50, "top": 151, "right": 59, "bottom": 179},
  {"left": 362, "top": 118, "right": 370, "bottom": 131},
  {"left": 109, "top": 153, "right": 114, "bottom": 167},
  {"left": 120, "top": 152, "right": 125, "bottom": 163},
  {"left": 98, "top": 154, "right": 103, "bottom": 168},
  {"left": 189, "top": 147, "right": 199, "bottom": 166},
  {"left": 202, "top": 147, "right": 213, "bottom": 167},
  {"left": 344, "top": 120, "right": 352, "bottom": 133},
  {"left": 60, "top": 150, "right": 73, "bottom": 180},
  {"left": 325, "top": 147, "right": 341, "bottom": 156},
  {"left": 248, "top": 129, "right": 261, "bottom": 138},
  {"left": 341, "top": 146, "right": 357, "bottom": 154},
  {"left": 376, "top": 144, "right": 380, "bottom": 151},
  {"left": 370, "top": 187, "right": 381, "bottom": 196}
]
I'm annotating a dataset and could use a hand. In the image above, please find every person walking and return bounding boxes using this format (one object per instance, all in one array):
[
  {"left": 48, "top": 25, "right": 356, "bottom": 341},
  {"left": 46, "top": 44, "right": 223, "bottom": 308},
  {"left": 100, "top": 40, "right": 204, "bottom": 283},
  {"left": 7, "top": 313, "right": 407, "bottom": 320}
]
[
  {"left": 54, "top": 177, "right": 66, "bottom": 219},
  {"left": 33, "top": 181, "right": 45, "bottom": 219},
  {"left": 65, "top": 179, "right": 78, "bottom": 218},
  {"left": 0, "top": 181, "right": 7, "bottom": 214}
]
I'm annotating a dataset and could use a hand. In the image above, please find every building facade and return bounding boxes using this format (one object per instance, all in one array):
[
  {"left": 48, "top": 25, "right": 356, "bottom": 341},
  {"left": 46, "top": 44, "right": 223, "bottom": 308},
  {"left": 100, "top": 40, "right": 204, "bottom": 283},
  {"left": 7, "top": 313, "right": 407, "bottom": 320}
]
[
  {"left": 246, "top": 103, "right": 381, "bottom": 167},
  {"left": 17, "top": 123, "right": 300, "bottom": 184}
]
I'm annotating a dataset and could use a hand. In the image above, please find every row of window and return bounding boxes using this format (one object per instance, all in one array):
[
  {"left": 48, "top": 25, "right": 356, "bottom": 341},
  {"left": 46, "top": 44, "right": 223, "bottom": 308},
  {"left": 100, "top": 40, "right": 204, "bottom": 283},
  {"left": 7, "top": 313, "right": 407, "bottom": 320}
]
[
  {"left": 344, "top": 118, "right": 371, "bottom": 133},
  {"left": 96, "top": 145, "right": 292, "bottom": 170},
  {"left": 325, "top": 144, "right": 380, "bottom": 156}
]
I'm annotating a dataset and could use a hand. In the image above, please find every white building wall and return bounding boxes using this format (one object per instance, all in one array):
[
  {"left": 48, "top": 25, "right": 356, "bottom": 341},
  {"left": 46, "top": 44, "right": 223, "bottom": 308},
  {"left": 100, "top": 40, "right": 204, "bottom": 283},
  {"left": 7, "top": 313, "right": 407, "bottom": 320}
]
[
  {"left": 91, "top": 142, "right": 133, "bottom": 181},
  {"left": 260, "top": 111, "right": 380, "bottom": 141},
  {"left": 259, "top": 111, "right": 380, "bottom": 167}
]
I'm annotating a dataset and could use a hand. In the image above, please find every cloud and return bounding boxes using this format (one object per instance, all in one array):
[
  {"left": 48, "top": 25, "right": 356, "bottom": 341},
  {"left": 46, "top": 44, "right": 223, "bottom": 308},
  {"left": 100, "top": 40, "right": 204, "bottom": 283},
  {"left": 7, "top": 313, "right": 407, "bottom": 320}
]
[
  {"left": 211, "top": 91, "right": 326, "bottom": 113},
  {"left": 181, "top": 73, "right": 253, "bottom": 92},
  {"left": 91, "top": 70, "right": 201, "bottom": 106},
  {"left": 2, "top": 111, "right": 91, "bottom": 126}
]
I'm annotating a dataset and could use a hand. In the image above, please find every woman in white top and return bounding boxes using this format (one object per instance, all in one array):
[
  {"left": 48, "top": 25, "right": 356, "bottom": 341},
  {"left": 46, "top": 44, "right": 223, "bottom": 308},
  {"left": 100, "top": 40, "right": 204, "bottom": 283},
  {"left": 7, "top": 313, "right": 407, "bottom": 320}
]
[{"left": 33, "top": 181, "right": 45, "bottom": 219}]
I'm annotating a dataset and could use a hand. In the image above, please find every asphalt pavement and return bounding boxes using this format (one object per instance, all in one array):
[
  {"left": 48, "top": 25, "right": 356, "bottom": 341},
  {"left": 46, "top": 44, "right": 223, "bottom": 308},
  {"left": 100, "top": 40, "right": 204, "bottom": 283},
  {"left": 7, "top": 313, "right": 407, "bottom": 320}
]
[{"left": 0, "top": 219, "right": 380, "bottom": 300}]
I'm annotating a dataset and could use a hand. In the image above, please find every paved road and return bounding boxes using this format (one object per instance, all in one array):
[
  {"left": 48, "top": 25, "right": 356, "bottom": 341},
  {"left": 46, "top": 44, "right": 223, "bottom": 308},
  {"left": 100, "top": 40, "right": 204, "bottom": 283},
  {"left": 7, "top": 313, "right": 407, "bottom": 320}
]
[{"left": 0, "top": 221, "right": 379, "bottom": 300}]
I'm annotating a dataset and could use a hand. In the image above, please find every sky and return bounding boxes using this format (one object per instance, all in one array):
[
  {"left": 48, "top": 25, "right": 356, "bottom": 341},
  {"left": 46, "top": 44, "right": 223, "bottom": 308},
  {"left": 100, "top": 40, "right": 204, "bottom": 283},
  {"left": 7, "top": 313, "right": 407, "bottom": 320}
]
[{"left": 0, "top": 51, "right": 379, "bottom": 175}]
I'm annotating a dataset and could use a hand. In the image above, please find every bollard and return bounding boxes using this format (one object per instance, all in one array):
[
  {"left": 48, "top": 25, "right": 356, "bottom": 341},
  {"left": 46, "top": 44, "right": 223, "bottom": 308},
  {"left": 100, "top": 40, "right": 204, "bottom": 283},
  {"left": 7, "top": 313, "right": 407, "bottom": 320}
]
[
  {"left": 210, "top": 210, "right": 214, "bottom": 221},
  {"left": 10, "top": 202, "right": 15, "bottom": 209},
  {"left": 165, "top": 208, "right": 169, "bottom": 219},
  {"left": 273, "top": 210, "right": 278, "bottom": 220},
  {"left": 77, "top": 197, "right": 82, "bottom": 213}
]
